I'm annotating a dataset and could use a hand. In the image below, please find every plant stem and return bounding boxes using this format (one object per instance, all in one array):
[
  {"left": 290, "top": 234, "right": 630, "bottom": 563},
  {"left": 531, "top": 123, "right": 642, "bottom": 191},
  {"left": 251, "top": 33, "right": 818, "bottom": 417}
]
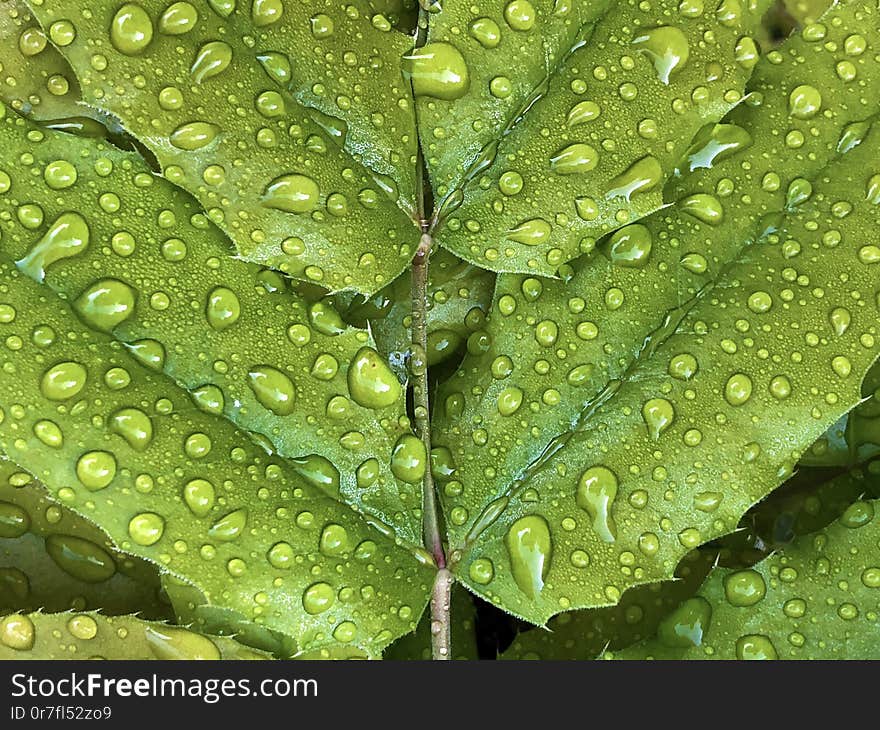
[
  {"left": 411, "top": 233, "right": 444, "bottom": 569},
  {"left": 430, "top": 568, "right": 453, "bottom": 660},
  {"left": 411, "top": 0, "right": 450, "bottom": 661}
]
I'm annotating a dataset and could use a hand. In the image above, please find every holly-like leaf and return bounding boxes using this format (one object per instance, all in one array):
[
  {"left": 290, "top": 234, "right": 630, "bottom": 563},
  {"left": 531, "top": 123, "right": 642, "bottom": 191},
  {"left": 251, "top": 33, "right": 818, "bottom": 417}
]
[
  {"left": 611, "top": 498, "right": 880, "bottom": 659},
  {"left": 0, "top": 257, "right": 433, "bottom": 657},
  {"left": 501, "top": 548, "right": 714, "bottom": 659},
  {"left": 26, "top": 0, "right": 421, "bottom": 294},
  {"left": 428, "top": 0, "right": 772, "bottom": 274},
  {"left": 0, "top": 611, "right": 269, "bottom": 658},
  {"left": 0, "top": 102, "right": 422, "bottom": 544},
  {"left": 0, "top": 459, "right": 170, "bottom": 617},
  {"left": 436, "top": 0, "right": 880, "bottom": 624}
]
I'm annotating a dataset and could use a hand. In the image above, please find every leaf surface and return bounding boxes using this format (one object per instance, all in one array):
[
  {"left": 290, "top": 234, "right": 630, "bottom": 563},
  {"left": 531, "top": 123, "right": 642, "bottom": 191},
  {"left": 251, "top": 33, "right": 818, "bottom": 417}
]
[
  {"left": 435, "top": 3, "right": 880, "bottom": 622},
  {"left": 0, "top": 258, "right": 433, "bottom": 657},
  {"left": 429, "top": 0, "right": 772, "bottom": 274},
  {"left": 0, "top": 103, "right": 422, "bottom": 543},
  {"left": 0, "top": 611, "right": 269, "bottom": 658},
  {"left": 27, "top": 0, "right": 420, "bottom": 294},
  {"left": 612, "top": 499, "right": 880, "bottom": 659}
]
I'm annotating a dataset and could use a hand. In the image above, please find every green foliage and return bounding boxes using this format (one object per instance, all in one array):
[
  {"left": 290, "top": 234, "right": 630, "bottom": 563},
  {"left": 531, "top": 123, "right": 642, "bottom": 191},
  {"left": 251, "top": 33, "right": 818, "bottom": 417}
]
[{"left": 0, "top": 0, "right": 879, "bottom": 661}]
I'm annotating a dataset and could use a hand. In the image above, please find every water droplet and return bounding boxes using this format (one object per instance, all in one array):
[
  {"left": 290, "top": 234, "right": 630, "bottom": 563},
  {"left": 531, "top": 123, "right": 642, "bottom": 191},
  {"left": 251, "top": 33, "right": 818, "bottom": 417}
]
[
  {"left": 190, "top": 41, "right": 233, "bottom": 83},
  {"left": 735, "top": 634, "right": 777, "bottom": 660},
  {"left": 208, "top": 508, "right": 248, "bottom": 541},
  {"left": 252, "top": 0, "right": 283, "bottom": 26},
  {"left": 347, "top": 347, "right": 401, "bottom": 409},
  {"left": 262, "top": 173, "right": 321, "bottom": 213},
  {"left": 567, "top": 100, "right": 601, "bottom": 127},
  {"left": 73, "top": 279, "right": 137, "bottom": 332},
  {"left": 680, "top": 193, "right": 724, "bottom": 225},
  {"left": 46, "top": 534, "right": 116, "bottom": 582},
  {"left": 788, "top": 84, "right": 822, "bottom": 119},
  {"left": 0, "top": 502, "right": 29, "bottom": 538},
  {"left": 110, "top": 408, "right": 153, "bottom": 451},
  {"left": 128, "top": 512, "right": 165, "bottom": 546},
  {"left": 391, "top": 434, "right": 427, "bottom": 484},
  {"left": 497, "top": 387, "right": 524, "bottom": 416},
  {"left": 16, "top": 213, "right": 90, "bottom": 282},
  {"left": 608, "top": 224, "right": 652, "bottom": 267},
  {"left": 34, "top": 419, "right": 64, "bottom": 448},
  {"left": 170, "top": 121, "right": 220, "bottom": 150},
  {"left": 160, "top": 2, "right": 199, "bottom": 35},
  {"left": 309, "top": 13, "right": 335, "bottom": 38},
  {"left": 657, "top": 597, "right": 712, "bottom": 648},
  {"left": 291, "top": 455, "right": 340, "bottom": 495},
  {"left": 724, "top": 373, "right": 752, "bottom": 406},
  {"left": 606, "top": 156, "right": 663, "bottom": 200},
  {"left": 469, "top": 17, "right": 501, "bottom": 48},
  {"left": 504, "top": 0, "right": 535, "bottom": 31},
  {"left": 205, "top": 286, "right": 241, "bottom": 331},
  {"left": 76, "top": 451, "right": 117, "bottom": 491},
  {"left": 257, "top": 51, "right": 291, "bottom": 84},
  {"left": 320, "top": 524, "right": 350, "bottom": 556},
  {"left": 0, "top": 614, "right": 35, "bottom": 651},
  {"left": 303, "top": 582, "right": 335, "bottom": 614},
  {"left": 685, "top": 123, "right": 752, "bottom": 170},
  {"left": 43, "top": 160, "right": 77, "bottom": 190},
  {"left": 67, "top": 614, "right": 98, "bottom": 640},
  {"left": 468, "top": 557, "right": 495, "bottom": 585},
  {"left": 182, "top": 478, "right": 215, "bottom": 518},
  {"left": 576, "top": 466, "right": 618, "bottom": 542},
  {"left": 632, "top": 26, "right": 690, "bottom": 84},
  {"left": 505, "top": 515, "right": 552, "bottom": 598},
  {"left": 724, "top": 569, "right": 766, "bottom": 607},
  {"left": 550, "top": 143, "right": 599, "bottom": 174},
  {"left": 41, "top": 361, "right": 87, "bottom": 401},
  {"left": 247, "top": 365, "right": 296, "bottom": 416},
  {"left": 111, "top": 3, "right": 154, "bottom": 56},
  {"left": 146, "top": 626, "right": 221, "bottom": 659},
  {"left": 506, "top": 218, "right": 551, "bottom": 246},
  {"left": 642, "top": 398, "right": 674, "bottom": 439},
  {"left": 403, "top": 42, "right": 470, "bottom": 101}
]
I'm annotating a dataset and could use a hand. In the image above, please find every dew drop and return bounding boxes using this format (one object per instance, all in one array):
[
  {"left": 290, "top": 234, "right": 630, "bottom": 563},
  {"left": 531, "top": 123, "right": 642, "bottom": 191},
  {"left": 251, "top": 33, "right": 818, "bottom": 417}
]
[
  {"left": 110, "top": 3, "right": 154, "bottom": 56},
  {"left": 247, "top": 365, "right": 296, "bottom": 416},
  {"left": 576, "top": 466, "right": 618, "bottom": 542},
  {"left": 505, "top": 515, "right": 552, "bottom": 598},
  {"left": 632, "top": 26, "right": 690, "bottom": 84},
  {"left": 403, "top": 42, "right": 470, "bottom": 101},
  {"left": 16, "top": 212, "right": 90, "bottom": 283}
]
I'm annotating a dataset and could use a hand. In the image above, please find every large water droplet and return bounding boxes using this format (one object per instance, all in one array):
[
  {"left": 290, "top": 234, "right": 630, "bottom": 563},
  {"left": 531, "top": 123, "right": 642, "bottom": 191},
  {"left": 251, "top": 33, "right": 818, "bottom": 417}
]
[
  {"left": 576, "top": 466, "right": 618, "bottom": 542},
  {"left": 16, "top": 212, "right": 90, "bottom": 282},
  {"left": 724, "top": 569, "right": 766, "bottom": 607},
  {"left": 111, "top": 3, "right": 154, "bottom": 56},
  {"left": 110, "top": 407, "right": 154, "bottom": 451},
  {"left": 657, "top": 597, "right": 712, "bottom": 648},
  {"left": 403, "top": 42, "right": 470, "bottom": 101},
  {"left": 608, "top": 224, "right": 652, "bottom": 267},
  {"left": 606, "top": 156, "right": 662, "bottom": 200},
  {"left": 128, "top": 512, "right": 165, "bottom": 546},
  {"left": 262, "top": 173, "right": 321, "bottom": 213},
  {"left": 505, "top": 515, "right": 552, "bottom": 598},
  {"left": 550, "top": 143, "right": 599, "bottom": 174},
  {"left": 247, "top": 365, "right": 296, "bottom": 416},
  {"left": 0, "top": 614, "right": 35, "bottom": 651},
  {"left": 190, "top": 41, "right": 233, "bottom": 83},
  {"left": 632, "top": 26, "right": 690, "bottom": 84},
  {"left": 41, "top": 361, "right": 87, "bottom": 401},
  {"left": 506, "top": 218, "right": 551, "bottom": 245},
  {"left": 170, "top": 121, "right": 220, "bottom": 150},
  {"left": 347, "top": 347, "right": 401, "bottom": 408},
  {"left": 205, "top": 286, "right": 241, "bottom": 331},
  {"left": 146, "top": 626, "right": 221, "bottom": 659},
  {"left": 390, "top": 434, "right": 427, "bottom": 484},
  {"left": 73, "top": 279, "right": 137, "bottom": 332},
  {"left": 45, "top": 534, "right": 116, "bottom": 582}
]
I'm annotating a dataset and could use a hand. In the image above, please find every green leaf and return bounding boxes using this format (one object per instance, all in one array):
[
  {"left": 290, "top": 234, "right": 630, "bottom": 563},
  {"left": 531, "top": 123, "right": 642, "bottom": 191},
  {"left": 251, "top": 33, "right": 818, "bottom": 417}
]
[
  {"left": 0, "top": 102, "right": 421, "bottom": 544},
  {"left": 0, "top": 459, "right": 170, "bottom": 617},
  {"left": 611, "top": 498, "right": 880, "bottom": 659},
  {"left": 501, "top": 548, "right": 714, "bottom": 659},
  {"left": 27, "top": 0, "right": 421, "bottom": 294},
  {"left": 0, "top": 0, "right": 84, "bottom": 121},
  {"left": 0, "top": 611, "right": 269, "bottom": 658},
  {"left": 435, "top": 0, "right": 880, "bottom": 624},
  {"left": 0, "top": 258, "right": 433, "bottom": 657},
  {"left": 428, "top": 0, "right": 772, "bottom": 274}
]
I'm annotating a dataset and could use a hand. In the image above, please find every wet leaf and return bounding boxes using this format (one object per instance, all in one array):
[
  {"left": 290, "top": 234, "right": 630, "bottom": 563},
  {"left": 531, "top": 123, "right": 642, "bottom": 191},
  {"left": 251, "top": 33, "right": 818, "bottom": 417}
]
[
  {"left": 0, "top": 258, "right": 433, "bottom": 657},
  {"left": 612, "top": 498, "right": 880, "bottom": 659},
  {"left": 27, "top": 0, "right": 420, "bottom": 294},
  {"left": 0, "top": 459, "right": 170, "bottom": 617},
  {"left": 0, "top": 611, "right": 270, "bottom": 658},
  {"left": 429, "top": 0, "right": 772, "bottom": 274},
  {"left": 435, "top": 0, "right": 880, "bottom": 624},
  {"left": 0, "top": 104, "right": 421, "bottom": 544}
]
